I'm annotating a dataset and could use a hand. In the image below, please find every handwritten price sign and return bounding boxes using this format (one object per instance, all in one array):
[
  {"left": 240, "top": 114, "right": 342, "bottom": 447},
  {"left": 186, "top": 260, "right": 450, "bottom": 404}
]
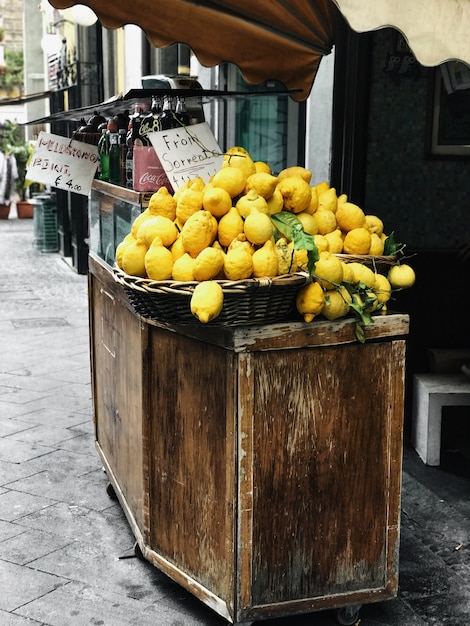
[
  {"left": 147, "top": 122, "right": 224, "bottom": 190},
  {"left": 27, "top": 131, "right": 99, "bottom": 196}
]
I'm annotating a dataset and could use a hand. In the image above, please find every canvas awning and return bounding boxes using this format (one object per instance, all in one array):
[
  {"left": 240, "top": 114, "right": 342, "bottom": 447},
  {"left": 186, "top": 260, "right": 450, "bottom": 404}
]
[{"left": 47, "top": 0, "right": 470, "bottom": 101}]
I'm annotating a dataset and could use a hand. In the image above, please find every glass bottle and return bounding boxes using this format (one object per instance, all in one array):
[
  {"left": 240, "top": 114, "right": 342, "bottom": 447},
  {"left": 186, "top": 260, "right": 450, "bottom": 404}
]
[
  {"left": 98, "top": 128, "right": 110, "bottom": 181},
  {"left": 109, "top": 129, "right": 121, "bottom": 185},
  {"left": 159, "top": 95, "right": 177, "bottom": 130},
  {"left": 175, "top": 97, "right": 190, "bottom": 126},
  {"left": 118, "top": 128, "right": 127, "bottom": 186}
]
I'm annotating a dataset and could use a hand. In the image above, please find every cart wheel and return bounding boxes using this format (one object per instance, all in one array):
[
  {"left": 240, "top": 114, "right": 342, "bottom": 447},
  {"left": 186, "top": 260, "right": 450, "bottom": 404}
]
[
  {"left": 106, "top": 482, "right": 117, "bottom": 500},
  {"left": 334, "top": 604, "right": 361, "bottom": 625},
  {"left": 133, "top": 541, "right": 144, "bottom": 560}
]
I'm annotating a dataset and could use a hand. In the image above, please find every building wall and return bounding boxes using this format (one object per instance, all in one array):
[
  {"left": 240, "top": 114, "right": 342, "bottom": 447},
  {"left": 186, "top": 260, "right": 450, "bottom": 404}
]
[
  {"left": 364, "top": 29, "right": 469, "bottom": 252},
  {"left": 364, "top": 30, "right": 470, "bottom": 377},
  {"left": 0, "top": 0, "right": 24, "bottom": 53}
]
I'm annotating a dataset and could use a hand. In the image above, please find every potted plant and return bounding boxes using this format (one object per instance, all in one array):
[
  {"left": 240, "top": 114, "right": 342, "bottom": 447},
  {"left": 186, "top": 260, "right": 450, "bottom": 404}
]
[{"left": 1, "top": 120, "right": 34, "bottom": 218}]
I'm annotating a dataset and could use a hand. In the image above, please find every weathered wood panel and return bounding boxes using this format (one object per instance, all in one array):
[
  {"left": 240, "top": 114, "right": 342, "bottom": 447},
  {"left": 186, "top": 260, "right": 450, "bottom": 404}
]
[
  {"left": 146, "top": 328, "right": 237, "bottom": 609},
  {"left": 245, "top": 340, "right": 404, "bottom": 606},
  {"left": 89, "top": 264, "right": 146, "bottom": 532}
]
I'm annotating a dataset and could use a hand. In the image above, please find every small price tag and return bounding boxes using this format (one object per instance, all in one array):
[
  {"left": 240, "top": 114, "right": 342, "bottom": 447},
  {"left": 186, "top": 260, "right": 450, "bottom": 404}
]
[
  {"left": 26, "top": 131, "right": 99, "bottom": 196},
  {"left": 147, "top": 122, "right": 224, "bottom": 190}
]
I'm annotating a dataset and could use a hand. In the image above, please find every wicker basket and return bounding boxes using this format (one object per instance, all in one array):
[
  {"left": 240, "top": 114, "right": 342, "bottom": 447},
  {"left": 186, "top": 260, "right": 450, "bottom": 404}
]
[
  {"left": 113, "top": 267, "right": 310, "bottom": 326},
  {"left": 335, "top": 254, "right": 397, "bottom": 273}
]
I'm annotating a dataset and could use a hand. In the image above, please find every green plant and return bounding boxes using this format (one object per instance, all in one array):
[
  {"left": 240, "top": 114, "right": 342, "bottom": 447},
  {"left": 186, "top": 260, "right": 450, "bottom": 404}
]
[
  {"left": 0, "top": 49, "right": 23, "bottom": 95},
  {"left": 1, "top": 120, "right": 32, "bottom": 200}
]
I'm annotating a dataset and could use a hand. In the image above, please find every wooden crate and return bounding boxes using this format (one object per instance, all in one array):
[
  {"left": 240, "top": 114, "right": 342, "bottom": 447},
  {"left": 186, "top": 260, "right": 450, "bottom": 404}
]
[{"left": 88, "top": 253, "right": 409, "bottom": 624}]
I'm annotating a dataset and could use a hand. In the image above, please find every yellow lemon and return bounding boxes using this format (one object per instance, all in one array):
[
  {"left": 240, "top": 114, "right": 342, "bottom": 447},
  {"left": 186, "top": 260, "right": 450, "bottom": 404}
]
[
  {"left": 388, "top": 264, "right": 416, "bottom": 289},
  {"left": 266, "top": 186, "right": 284, "bottom": 216},
  {"left": 243, "top": 207, "right": 274, "bottom": 245},
  {"left": 365, "top": 214, "right": 384, "bottom": 235},
  {"left": 321, "top": 286, "right": 352, "bottom": 320},
  {"left": 193, "top": 246, "right": 225, "bottom": 281},
  {"left": 189, "top": 176, "right": 205, "bottom": 192},
  {"left": 277, "top": 166, "right": 312, "bottom": 184},
  {"left": 369, "top": 232, "right": 385, "bottom": 256},
  {"left": 190, "top": 281, "right": 224, "bottom": 323},
  {"left": 148, "top": 186, "right": 177, "bottom": 221},
  {"left": 337, "top": 193, "right": 348, "bottom": 206},
  {"left": 202, "top": 186, "right": 232, "bottom": 218},
  {"left": 343, "top": 228, "right": 371, "bottom": 255},
  {"left": 315, "top": 208, "right": 337, "bottom": 235},
  {"left": 324, "top": 229, "right": 344, "bottom": 254},
  {"left": 144, "top": 239, "right": 173, "bottom": 280},
  {"left": 227, "top": 234, "right": 255, "bottom": 256},
  {"left": 218, "top": 206, "right": 245, "bottom": 248},
  {"left": 278, "top": 176, "right": 312, "bottom": 213},
  {"left": 223, "top": 246, "right": 253, "bottom": 280},
  {"left": 341, "top": 260, "right": 355, "bottom": 283},
  {"left": 236, "top": 189, "right": 269, "bottom": 218},
  {"left": 212, "top": 166, "right": 246, "bottom": 198},
  {"left": 121, "top": 239, "right": 148, "bottom": 277},
  {"left": 296, "top": 280, "right": 325, "bottom": 323},
  {"left": 335, "top": 202, "right": 366, "bottom": 232},
  {"left": 172, "top": 252, "right": 196, "bottom": 281},
  {"left": 181, "top": 209, "right": 215, "bottom": 257},
  {"left": 170, "top": 235, "right": 186, "bottom": 261},
  {"left": 295, "top": 248, "right": 309, "bottom": 271},
  {"left": 318, "top": 187, "right": 338, "bottom": 213},
  {"left": 313, "top": 234, "right": 329, "bottom": 253},
  {"left": 222, "top": 146, "right": 256, "bottom": 179},
  {"left": 252, "top": 239, "right": 279, "bottom": 277},
  {"left": 115, "top": 233, "right": 135, "bottom": 268},
  {"left": 347, "top": 262, "right": 377, "bottom": 288},
  {"left": 314, "top": 250, "right": 344, "bottom": 289},
  {"left": 304, "top": 186, "right": 318, "bottom": 215},
  {"left": 245, "top": 172, "right": 279, "bottom": 199},
  {"left": 254, "top": 160, "right": 272, "bottom": 174},
  {"left": 136, "top": 215, "right": 178, "bottom": 248},
  {"left": 315, "top": 181, "right": 330, "bottom": 196},
  {"left": 275, "top": 238, "right": 298, "bottom": 274},
  {"left": 172, "top": 178, "right": 192, "bottom": 203},
  {"left": 176, "top": 186, "right": 204, "bottom": 224},
  {"left": 296, "top": 211, "right": 318, "bottom": 235},
  {"left": 130, "top": 208, "right": 151, "bottom": 238},
  {"left": 374, "top": 273, "right": 392, "bottom": 304}
]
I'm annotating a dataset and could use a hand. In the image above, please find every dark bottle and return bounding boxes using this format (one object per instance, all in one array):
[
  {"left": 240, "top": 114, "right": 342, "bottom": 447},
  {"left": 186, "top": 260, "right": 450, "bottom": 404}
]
[
  {"left": 175, "top": 97, "right": 190, "bottom": 126},
  {"left": 159, "top": 96, "right": 177, "bottom": 130},
  {"left": 118, "top": 128, "right": 127, "bottom": 186},
  {"left": 98, "top": 128, "right": 110, "bottom": 181},
  {"left": 125, "top": 142, "right": 134, "bottom": 189},
  {"left": 109, "top": 129, "right": 121, "bottom": 185},
  {"left": 139, "top": 96, "right": 162, "bottom": 138}
]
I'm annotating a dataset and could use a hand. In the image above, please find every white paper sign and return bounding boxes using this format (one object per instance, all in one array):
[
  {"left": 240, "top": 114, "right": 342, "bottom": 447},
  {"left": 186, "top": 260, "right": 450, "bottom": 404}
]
[
  {"left": 147, "top": 122, "right": 224, "bottom": 190},
  {"left": 26, "top": 131, "right": 99, "bottom": 196}
]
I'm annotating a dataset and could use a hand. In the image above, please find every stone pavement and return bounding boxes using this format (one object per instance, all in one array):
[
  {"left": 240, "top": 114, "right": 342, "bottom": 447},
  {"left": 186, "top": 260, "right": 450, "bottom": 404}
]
[{"left": 1, "top": 215, "right": 469, "bottom": 626}]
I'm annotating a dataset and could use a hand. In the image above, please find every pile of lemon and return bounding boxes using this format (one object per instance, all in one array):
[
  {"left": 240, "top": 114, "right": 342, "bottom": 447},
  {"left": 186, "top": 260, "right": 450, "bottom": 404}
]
[{"left": 115, "top": 146, "right": 415, "bottom": 326}]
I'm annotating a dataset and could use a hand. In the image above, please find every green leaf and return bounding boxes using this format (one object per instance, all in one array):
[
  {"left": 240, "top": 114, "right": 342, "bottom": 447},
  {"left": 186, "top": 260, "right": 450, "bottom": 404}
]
[{"left": 271, "top": 211, "right": 319, "bottom": 276}]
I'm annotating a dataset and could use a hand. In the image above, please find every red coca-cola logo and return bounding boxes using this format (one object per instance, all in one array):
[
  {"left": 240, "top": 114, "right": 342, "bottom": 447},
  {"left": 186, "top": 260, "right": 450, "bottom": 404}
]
[{"left": 138, "top": 171, "right": 170, "bottom": 186}]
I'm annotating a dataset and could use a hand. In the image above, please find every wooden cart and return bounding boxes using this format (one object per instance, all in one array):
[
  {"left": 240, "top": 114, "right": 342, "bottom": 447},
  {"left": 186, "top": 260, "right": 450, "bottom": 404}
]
[{"left": 88, "top": 251, "right": 409, "bottom": 625}]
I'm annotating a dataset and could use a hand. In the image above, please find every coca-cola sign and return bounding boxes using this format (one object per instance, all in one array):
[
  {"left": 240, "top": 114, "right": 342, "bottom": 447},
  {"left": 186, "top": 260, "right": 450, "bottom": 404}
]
[{"left": 133, "top": 146, "right": 172, "bottom": 193}]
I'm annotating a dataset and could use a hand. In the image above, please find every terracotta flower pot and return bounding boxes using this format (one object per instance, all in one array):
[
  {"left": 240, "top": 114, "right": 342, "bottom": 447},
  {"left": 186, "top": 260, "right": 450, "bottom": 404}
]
[
  {"left": 16, "top": 201, "right": 34, "bottom": 219},
  {"left": 0, "top": 203, "right": 11, "bottom": 219}
]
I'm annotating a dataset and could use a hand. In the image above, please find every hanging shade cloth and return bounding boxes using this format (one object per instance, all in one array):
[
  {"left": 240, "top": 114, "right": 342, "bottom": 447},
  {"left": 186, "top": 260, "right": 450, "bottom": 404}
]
[
  {"left": 47, "top": 0, "right": 470, "bottom": 101},
  {"left": 334, "top": 0, "right": 470, "bottom": 68}
]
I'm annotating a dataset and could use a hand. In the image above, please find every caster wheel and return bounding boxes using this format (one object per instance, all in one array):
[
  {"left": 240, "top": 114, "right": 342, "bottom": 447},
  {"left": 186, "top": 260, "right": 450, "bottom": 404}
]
[
  {"left": 106, "top": 482, "right": 118, "bottom": 500},
  {"left": 335, "top": 604, "right": 361, "bottom": 625}
]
